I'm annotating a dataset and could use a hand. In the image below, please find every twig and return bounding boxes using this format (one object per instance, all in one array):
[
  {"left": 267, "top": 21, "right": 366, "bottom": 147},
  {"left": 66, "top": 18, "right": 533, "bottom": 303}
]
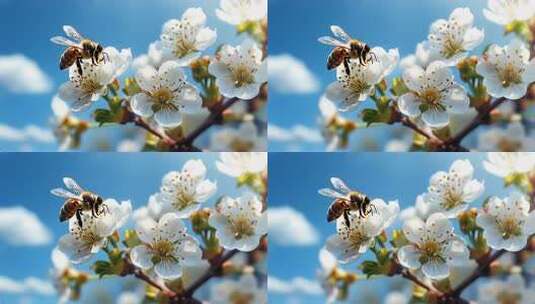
[
  {"left": 449, "top": 249, "right": 506, "bottom": 297},
  {"left": 180, "top": 249, "right": 239, "bottom": 299},
  {"left": 400, "top": 269, "right": 440, "bottom": 294},
  {"left": 400, "top": 116, "right": 437, "bottom": 141},
  {"left": 122, "top": 255, "right": 176, "bottom": 298},
  {"left": 446, "top": 97, "right": 507, "bottom": 146},
  {"left": 172, "top": 97, "right": 241, "bottom": 151}
]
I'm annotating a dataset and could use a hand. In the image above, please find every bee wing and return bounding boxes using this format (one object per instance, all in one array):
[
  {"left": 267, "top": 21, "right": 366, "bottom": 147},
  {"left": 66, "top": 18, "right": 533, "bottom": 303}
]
[
  {"left": 51, "top": 188, "right": 77, "bottom": 199},
  {"left": 63, "top": 177, "right": 84, "bottom": 194},
  {"left": 330, "top": 25, "right": 352, "bottom": 42},
  {"left": 330, "top": 177, "right": 351, "bottom": 194},
  {"left": 63, "top": 25, "right": 84, "bottom": 41},
  {"left": 50, "top": 36, "right": 78, "bottom": 47},
  {"left": 318, "top": 36, "right": 346, "bottom": 47},
  {"left": 318, "top": 188, "right": 345, "bottom": 199}
]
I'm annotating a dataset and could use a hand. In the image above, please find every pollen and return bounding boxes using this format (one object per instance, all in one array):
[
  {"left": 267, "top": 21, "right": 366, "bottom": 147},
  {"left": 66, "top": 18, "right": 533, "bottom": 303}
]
[
  {"left": 497, "top": 217, "right": 522, "bottom": 239},
  {"left": 442, "top": 36, "right": 464, "bottom": 59},
  {"left": 229, "top": 216, "right": 255, "bottom": 240},
  {"left": 150, "top": 240, "right": 176, "bottom": 261},
  {"left": 231, "top": 66, "right": 255, "bottom": 88},
  {"left": 420, "top": 88, "right": 441, "bottom": 105},
  {"left": 498, "top": 64, "right": 522, "bottom": 88}
]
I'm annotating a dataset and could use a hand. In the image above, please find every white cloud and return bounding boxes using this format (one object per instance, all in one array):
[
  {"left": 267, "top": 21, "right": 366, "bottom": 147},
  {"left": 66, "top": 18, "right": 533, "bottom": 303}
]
[
  {"left": 0, "top": 207, "right": 52, "bottom": 246},
  {"left": 269, "top": 124, "right": 322, "bottom": 144},
  {"left": 0, "top": 276, "right": 54, "bottom": 296},
  {"left": 269, "top": 276, "right": 323, "bottom": 295},
  {"left": 269, "top": 54, "right": 320, "bottom": 94},
  {"left": 0, "top": 124, "right": 54, "bottom": 143},
  {"left": 0, "top": 54, "right": 52, "bottom": 94},
  {"left": 268, "top": 206, "right": 320, "bottom": 246}
]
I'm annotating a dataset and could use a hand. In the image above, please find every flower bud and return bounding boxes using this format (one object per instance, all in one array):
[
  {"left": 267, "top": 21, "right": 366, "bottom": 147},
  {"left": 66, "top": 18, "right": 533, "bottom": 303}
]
[
  {"left": 457, "top": 56, "right": 479, "bottom": 82},
  {"left": 191, "top": 56, "right": 212, "bottom": 82},
  {"left": 458, "top": 208, "right": 478, "bottom": 234},
  {"left": 191, "top": 208, "right": 212, "bottom": 234}
]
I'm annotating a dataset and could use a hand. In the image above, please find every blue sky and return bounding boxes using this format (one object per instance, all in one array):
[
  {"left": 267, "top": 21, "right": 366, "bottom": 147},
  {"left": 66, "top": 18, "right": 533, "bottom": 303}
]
[
  {"left": 0, "top": 152, "right": 245, "bottom": 303},
  {"left": 268, "top": 0, "right": 510, "bottom": 151},
  {"left": 0, "top": 0, "right": 242, "bottom": 151},
  {"left": 268, "top": 152, "right": 517, "bottom": 303}
]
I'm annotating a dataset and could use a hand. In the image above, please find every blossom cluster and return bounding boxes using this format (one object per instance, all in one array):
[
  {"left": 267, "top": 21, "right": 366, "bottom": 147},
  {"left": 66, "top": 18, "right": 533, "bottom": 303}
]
[
  {"left": 318, "top": 152, "right": 535, "bottom": 303},
  {"left": 318, "top": 1, "right": 535, "bottom": 152},
  {"left": 51, "top": 0, "right": 267, "bottom": 152},
  {"left": 50, "top": 152, "right": 268, "bottom": 303}
]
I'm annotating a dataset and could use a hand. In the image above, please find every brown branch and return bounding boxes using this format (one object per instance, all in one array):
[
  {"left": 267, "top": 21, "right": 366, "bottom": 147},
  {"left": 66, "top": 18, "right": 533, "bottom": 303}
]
[
  {"left": 122, "top": 255, "right": 177, "bottom": 298},
  {"left": 400, "top": 116, "right": 437, "bottom": 141},
  {"left": 180, "top": 249, "right": 239, "bottom": 299},
  {"left": 449, "top": 249, "right": 506, "bottom": 297},
  {"left": 171, "top": 97, "right": 241, "bottom": 151},
  {"left": 446, "top": 97, "right": 507, "bottom": 146},
  {"left": 400, "top": 269, "right": 439, "bottom": 293}
]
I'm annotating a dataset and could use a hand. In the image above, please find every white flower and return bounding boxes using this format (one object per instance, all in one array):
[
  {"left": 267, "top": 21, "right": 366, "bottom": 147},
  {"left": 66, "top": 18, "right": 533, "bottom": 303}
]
[
  {"left": 160, "top": 8, "right": 217, "bottom": 66},
  {"left": 133, "top": 193, "right": 166, "bottom": 223},
  {"left": 216, "top": 0, "right": 267, "bottom": 25},
  {"left": 216, "top": 152, "right": 267, "bottom": 177},
  {"left": 117, "top": 291, "right": 143, "bottom": 304},
  {"left": 318, "top": 95, "right": 341, "bottom": 151},
  {"left": 325, "top": 47, "right": 399, "bottom": 111},
  {"left": 484, "top": 0, "right": 535, "bottom": 25},
  {"left": 158, "top": 159, "right": 217, "bottom": 218},
  {"left": 325, "top": 199, "right": 399, "bottom": 263},
  {"left": 131, "top": 61, "right": 202, "bottom": 128},
  {"left": 399, "top": 194, "right": 433, "bottom": 222},
  {"left": 317, "top": 247, "right": 339, "bottom": 304},
  {"left": 208, "top": 193, "right": 267, "bottom": 251},
  {"left": 50, "top": 95, "right": 76, "bottom": 151},
  {"left": 483, "top": 152, "right": 535, "bottom": 177},
  {"left": 181, "top": 259, "right": 210, "bottom": 289},
  {"left": 476, "top": 39, "right": 535, "bottom": 100},
  {"left": 208, "top": 39, "right": 267, "bottom": 100},
  {"left": 384, "top": 291, "right": 409, "bottom": 304},
  {"left": 50, "top": 247, "right": 72, "bottom": 304},
  {"left": 477, "top": 274, "right": 535, "bottom": 304},
  {"left": 478, "top": 120, "right": 535, "bottom": 151},
  {"left": 399, "top": 61, "right": 470, "bottom": 128},
  {"left": 476, "top": 193, "right": 535, "bottom": 251},
  {"left": 130, "top": 213, "right": 202, "bottom": 279},
  {"left": 400, "top": 41, "right": 442, "bottom": 70},
  {"left": 423, "top": 159, "right": 484, "bottom": 217},
  {"left": 210, "top": 273, "right": 266, "bottom": 304},
  {"left": 448, "top": 259, "right": 477, "bottom": 288},
  {"left": 132, "top": 41, "right": 174, "bottom": 71},
  {"left": 428, "top": 8, "right": 484, "bottom": 65},
  {"left": 398, "top": 213, "right": 469, "bottom": 280},
  {"left": 58, "top": 47, "right": 131, "bottom": 112},
  {"left": 58, "top": 199, "right": 131, "bottom": 263},
  {"left": 210, "top": 121, "right": 266, "bottom": 152}
]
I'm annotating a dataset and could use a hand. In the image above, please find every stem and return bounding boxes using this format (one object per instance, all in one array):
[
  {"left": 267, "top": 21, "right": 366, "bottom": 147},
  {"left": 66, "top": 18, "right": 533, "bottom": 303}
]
[
  {"left": 180, "top": 249, "right": 239, "bottom": 298},
  {"left": 400, "top": 116, "right": 436, "bottom": 141},
  {"left": 122, "top": 255, "right": 176, "bottom": 298},
  {"left": 450, "top": 249, "right": 506, "bottom": 297},
  {"left": 172, "top": 97, "right": 241, "bottom": 151},
  {"left": 446, "top": 97, "right": 507, "bottom": 146},
  {"left": 400, "top": 269, "right": 440, "bottom": 294}
]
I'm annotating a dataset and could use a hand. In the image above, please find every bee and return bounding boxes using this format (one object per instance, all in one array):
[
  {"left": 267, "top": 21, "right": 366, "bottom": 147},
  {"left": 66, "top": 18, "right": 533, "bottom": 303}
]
[
  {"left": 51, "top": 177, "right": 107, "bottom": 228},
  {"left": 318, "top": 177, "right": 376, "bottom": 227},
  {"left": 50, "top": 25, "right": 107, "bottom": 77},
  {"left": 318, "top": 25, "right": 377, "bottom": 76}
]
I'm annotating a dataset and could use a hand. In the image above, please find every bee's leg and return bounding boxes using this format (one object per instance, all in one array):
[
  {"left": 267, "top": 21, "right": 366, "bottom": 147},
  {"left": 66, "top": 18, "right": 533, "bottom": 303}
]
[
  {"left": 343, "top": 210, "right": 351, "bottom": 227},
  {"left": 343, "top": 57, "right": 351, "bottom": 76},
  {"left": 76, "top": 58, "right": 83, "bottom": 77},
  {"left": 359, "top": 205, "right": 365, "bottom": 218},
  {"left": 76, "top": 209, "right": 83, "bottom": 228},
  {"left": 369, "top": 52, "right": 378, "bottom": 64}
]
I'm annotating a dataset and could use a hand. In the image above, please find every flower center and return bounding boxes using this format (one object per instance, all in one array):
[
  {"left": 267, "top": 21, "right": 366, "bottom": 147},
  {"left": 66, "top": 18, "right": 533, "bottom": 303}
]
[
  {"left": 174, "top": 38, "right": 196, "bottom": 58},
  {"left": 348, "top": 229, "right": 370, "bottom": 250},
  {"left": 348, "top": 78, "right": 370, "bottom": 95},
  {"left": 232, "top": 66, "right": 255, "bottom": 88},
  {"left": 173, "top": 191, "right": 196, "bottom": 211},
  {"left": 150, "top": 240, "right": 177, "bottom": 263},
  {"left": 442, "top": 190, "right": 463, "bottom": 210},
  {"left": 151, "top": 88, "right": 178, "bottom": 113},
  {"left": 442, "top": 36, "right": 464, "bottom": 58},
  {"left": 230, "top": 139, "right": 255, "bottom": 152},
  {"left": 498, "top": 64, "right": 522, "bottom": 88},
  {"left": 420, "top": 88, "right": 442, "bottom": 105},
  {"left": 418, "top": 240, "right": 444, "bottom": 264},
  {"left": 229, "top": 291, "right": 254, "bottom": 304},
  {"left": 229, "top": 216, "right": 255, "bottom": 240},
  {"left": 497, "top": 217, "right": 522, "bottom": 239},
  {"left": 81, "top": 78, "right": 103, "bottom": 95}
]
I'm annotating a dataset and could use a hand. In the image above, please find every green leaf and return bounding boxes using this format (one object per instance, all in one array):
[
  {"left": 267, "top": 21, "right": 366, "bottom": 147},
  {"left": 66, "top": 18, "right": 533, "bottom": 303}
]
[
  {"left": 94, "top": 109, "right": 114, "bottom": 126},
  {"left": 360, "top": 260, "right": 380, "bottom": 278},
  {"left": 390, "top": 77, "right": 409, "bottom": 96},
  {"left": 93, "top": 260, "right": 114, "bottom": 278},
  {"left": 362, "top": 109, "right": 380, "bottom": 126}
]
